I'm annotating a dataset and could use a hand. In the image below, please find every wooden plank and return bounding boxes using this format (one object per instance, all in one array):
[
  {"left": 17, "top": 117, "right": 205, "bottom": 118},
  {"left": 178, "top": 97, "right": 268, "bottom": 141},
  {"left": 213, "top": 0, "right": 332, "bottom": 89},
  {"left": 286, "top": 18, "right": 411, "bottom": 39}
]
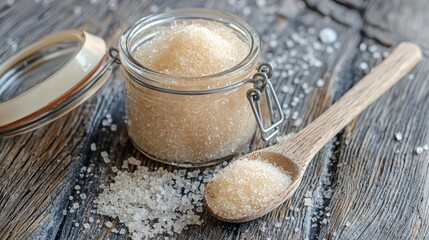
[
  {"left": 0, "top": 0, "right": 427, "bottom": 239},
  {"left": 317, "top": 45, "right": 429, "bottom": 239},
  {"left": 304, "top": 0, "right": 363, "bottom": 29},
  {"left": 363, "top": 0, "right": 429, "bottom": 55},
  {"left": 313, "top": 0, "right": 429, "bottom": 238}
]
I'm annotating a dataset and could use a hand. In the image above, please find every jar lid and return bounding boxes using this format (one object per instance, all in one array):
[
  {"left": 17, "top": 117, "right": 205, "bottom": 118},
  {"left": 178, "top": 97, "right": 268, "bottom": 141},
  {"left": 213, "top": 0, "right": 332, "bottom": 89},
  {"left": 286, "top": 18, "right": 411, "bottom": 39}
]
[{"left": 0, "top": 30, "right": 113, "bottom": 137}]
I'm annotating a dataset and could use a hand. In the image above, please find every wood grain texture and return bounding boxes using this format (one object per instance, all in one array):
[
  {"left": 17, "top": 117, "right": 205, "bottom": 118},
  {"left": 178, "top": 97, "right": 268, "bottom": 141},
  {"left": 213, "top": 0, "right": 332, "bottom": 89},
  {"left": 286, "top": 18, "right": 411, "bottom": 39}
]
[
  {"left": 363, "top": 0, "right": 429, "bottom": 55},
  {"left": 280, "top": 42, "right": 422, "bottom": 166},
  {"left": 0, "top": 0, "right": 428, "bottom": 239}
]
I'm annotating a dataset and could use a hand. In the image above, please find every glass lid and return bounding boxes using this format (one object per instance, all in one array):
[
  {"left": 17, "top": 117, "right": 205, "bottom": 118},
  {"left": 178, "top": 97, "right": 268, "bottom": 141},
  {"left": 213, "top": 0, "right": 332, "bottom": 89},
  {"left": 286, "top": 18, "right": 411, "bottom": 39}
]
[{"left": 0, "top": 30, "right": 112, "bottom": 137}]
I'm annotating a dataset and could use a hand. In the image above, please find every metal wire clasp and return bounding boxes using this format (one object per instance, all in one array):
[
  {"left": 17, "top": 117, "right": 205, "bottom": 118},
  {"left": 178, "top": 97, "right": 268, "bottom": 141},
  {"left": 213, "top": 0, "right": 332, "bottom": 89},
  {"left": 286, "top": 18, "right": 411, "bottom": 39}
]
[
  {"left": 247, "top": 63, "right": 284, "bottom": 141},
  {"left": 108, "top": 47, "right": 121, "bottom": 64}
]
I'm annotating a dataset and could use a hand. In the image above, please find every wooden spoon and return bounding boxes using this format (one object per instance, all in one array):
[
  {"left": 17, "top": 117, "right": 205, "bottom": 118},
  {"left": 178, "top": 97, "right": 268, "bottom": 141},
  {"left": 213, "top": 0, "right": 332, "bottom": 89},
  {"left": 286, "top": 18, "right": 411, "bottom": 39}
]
[{"left": 205, "top": 42, "right": 423, "bottom": 223}]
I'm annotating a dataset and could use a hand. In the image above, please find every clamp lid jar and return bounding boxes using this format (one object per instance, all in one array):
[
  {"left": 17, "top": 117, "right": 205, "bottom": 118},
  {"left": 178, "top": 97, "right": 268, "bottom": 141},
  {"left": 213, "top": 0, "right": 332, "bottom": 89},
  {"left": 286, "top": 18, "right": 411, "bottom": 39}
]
[{"left": 119, "top": 8, "right": 283, "bottom": 167}]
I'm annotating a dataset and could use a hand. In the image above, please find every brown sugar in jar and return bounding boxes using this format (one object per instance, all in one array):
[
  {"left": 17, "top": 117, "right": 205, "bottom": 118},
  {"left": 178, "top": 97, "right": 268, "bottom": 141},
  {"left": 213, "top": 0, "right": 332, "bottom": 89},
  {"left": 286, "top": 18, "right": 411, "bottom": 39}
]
[{"left": 119, "top": 9, "right": 282, "bottom": 167}]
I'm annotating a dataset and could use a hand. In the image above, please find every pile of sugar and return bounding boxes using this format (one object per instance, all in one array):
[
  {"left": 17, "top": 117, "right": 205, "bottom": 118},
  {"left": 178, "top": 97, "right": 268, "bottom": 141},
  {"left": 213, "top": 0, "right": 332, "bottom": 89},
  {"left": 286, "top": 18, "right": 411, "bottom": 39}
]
[
  {"left": 205, "top": 159, "right": 292, "bottom": 219},
  {"left": 95, "top": 165, "right": 209, "bottom": 239},
  {"left": 133, "top": 22, "right": 249, "bottom": 77}
]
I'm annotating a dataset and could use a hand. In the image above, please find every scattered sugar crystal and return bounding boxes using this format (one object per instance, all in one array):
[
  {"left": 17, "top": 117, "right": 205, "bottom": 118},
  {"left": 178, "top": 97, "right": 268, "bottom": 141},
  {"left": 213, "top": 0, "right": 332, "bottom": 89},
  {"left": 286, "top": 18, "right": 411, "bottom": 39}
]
[
  {"left": 7, "top": 38, "right": 18, "bottom": 51},
  {"left": 359, "top": 62, "right": 368, "bottom": 71},
  {"left": 73, "top": 6, "right": 82, "bottom": 16},
  {"left": 359, "top": 42, "right": 367, "bottom": 52},
  {"left": 293, "top": 78, "right": 301, "bottom": 84},
  {"left": 102, "top": 119, "right": 110, "bottom": 126},
  {"left": 394, "top": 132, "right": 403, "bottom": 141},
  {"left": 416, "top": 147, "right": 424, "bottom": 155},
  {"left": 345, "top": 221, "right": 351, "bottom": 227},
  {"left": 80, "top": 193, "right": 87, "bottom": 200},
  {"left": 383, "top": 51, "right": 389, "bottom": 58},
  {"left": 205, "top": 159, "right": 292, "bottom": 219},
  {"left": 303, "top": 198, "right": 313, "bottom": 206},
  {"left": 321, "top": 218, "right": 328, "bottom": 224},
  {"left": 256, "top": 0, "right": 266, "bottom": 7},
  {"left": 101, "top": 151, "right": 108, "bottom": 158},
  {"left": 372, "top": 52, "right": 381, "bottom": 59},
  {"left": 274, "top": 222, "right": 282, "bottom": 228},
  {"left": 122, "top": 160, "right": 129, "bottom": 169},
  {"left": 112, "top": 228, "right": 119, "bottom": 233},
  {"left": 105, "top": 221, "right": 113, "bottom": 228},
  {"left": 423, "top": 144, "right": 428, "bottom": 151},
  {"left": 89, "top": 217, "right": 94, "bottom": 223},
  {"left": 62, "top": 210, "right": 67, "bottom": 215},
  {"left": 95, "top": 164, "right": 209, "bottom": 239},
  {"left": 316, "top": 79, "right": 325, "bottom": 87},
  {"left": 84, "top": 223, "right": 90, "bottom": 229},
  {"left": 74, "top": 223, "right": 79, "bottom": 227},
  {"left": 90, "top": 143, "right": 97, "bottom": 151},
  {"left": 149, "top": 4, "right": 159, "bottom": 12},
  {"left": 74, "top": 185, "right": 81, "bottom": 190},
  {"left": 292, "top": 111, "right": 299, "bottom": 120},
  {"left": 127, "top": 157, "right": 141, "bottom": 166},
  {"left": 281, "top": 85, "right": 290, "bottom": 93},
  {"left": 409, "top": 74, "right": 415, "bottom": 80},
  {"left": 110, "top": 124, "right": 117, "bottom": 132},
  {"left": 324, "top": 188, "right": 333, "bottom": 199},
  {"left": 69, "top": 196, "right": 74, "bottom": 201},
  {"left": 103, "top": 157, "right": 111, "bottom": 163},
  {"left": 6, "top": 0, "right": 15, "bottom": 6},
  {"left": 319, "top": 28, "right": 337, "bottom": 44},
  {"left": 293, "top": 118, "right": 303, "bottom": 127},
  {"left": 368, "top": 45, "right": 378, "bottom": 53},
  {"left": 73, "top": 202, "right": 79, "bottom": 209},
  {"left": 303, "top": 87, "right": 313, "bottom": 95},
  {"left": 111, "top": 166, "right": 118, "bottom": 173},
  {"left": 294, "top": 227, "right": 299, "bottom": 232},
  {"left": 119, "top": 228, "right": 126, "bottom": 234},
  {"left": 108, "top": 0, "right": 117, "bottom": 10}
]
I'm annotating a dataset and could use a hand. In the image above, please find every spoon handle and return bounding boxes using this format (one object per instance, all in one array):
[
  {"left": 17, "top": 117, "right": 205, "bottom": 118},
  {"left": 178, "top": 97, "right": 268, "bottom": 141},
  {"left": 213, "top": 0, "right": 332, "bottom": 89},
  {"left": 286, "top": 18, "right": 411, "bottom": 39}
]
[{"left": 283, "top": 42, "right": 422, "bottom": 168}]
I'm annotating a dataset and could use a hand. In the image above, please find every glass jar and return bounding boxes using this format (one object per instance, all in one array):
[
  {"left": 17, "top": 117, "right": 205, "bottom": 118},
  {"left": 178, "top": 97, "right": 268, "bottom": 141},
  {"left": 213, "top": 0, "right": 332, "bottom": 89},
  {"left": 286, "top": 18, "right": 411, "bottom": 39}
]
[{"left": 119, "top": 9, "right": 282, "bottom": 167}]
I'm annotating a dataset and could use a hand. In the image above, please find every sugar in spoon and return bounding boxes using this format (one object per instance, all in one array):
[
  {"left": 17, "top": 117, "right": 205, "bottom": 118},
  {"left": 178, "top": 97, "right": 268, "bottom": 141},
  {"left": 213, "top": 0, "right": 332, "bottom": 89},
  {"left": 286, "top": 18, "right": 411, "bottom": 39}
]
[{"left": 204, "top": 42, "right": 422, "bottom": 223}]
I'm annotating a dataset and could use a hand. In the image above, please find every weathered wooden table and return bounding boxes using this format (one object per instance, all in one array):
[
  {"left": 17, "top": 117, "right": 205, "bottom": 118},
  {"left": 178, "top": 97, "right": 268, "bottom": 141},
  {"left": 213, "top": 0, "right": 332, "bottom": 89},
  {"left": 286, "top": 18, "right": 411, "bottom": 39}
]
[{"left": 1, "top": 0, "right": 428, "bottom": 239}]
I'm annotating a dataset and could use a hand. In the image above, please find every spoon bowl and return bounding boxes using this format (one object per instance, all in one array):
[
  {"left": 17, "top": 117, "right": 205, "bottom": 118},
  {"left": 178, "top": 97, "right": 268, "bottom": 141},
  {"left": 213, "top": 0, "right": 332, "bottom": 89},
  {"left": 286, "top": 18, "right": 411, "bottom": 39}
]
[
  {"left": 205, "top": 151, "right": 302, "bottom": 222},
  {"left": 204, "top": 42, "right": 423, "bottom": 223}
]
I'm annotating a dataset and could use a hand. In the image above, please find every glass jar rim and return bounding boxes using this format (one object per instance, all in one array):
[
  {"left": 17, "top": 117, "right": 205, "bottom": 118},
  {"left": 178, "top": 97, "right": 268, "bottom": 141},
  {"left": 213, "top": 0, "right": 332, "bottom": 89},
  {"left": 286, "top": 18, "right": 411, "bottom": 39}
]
[{"left": 119, "top": 8, "right": 261, "bottom": 84}]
